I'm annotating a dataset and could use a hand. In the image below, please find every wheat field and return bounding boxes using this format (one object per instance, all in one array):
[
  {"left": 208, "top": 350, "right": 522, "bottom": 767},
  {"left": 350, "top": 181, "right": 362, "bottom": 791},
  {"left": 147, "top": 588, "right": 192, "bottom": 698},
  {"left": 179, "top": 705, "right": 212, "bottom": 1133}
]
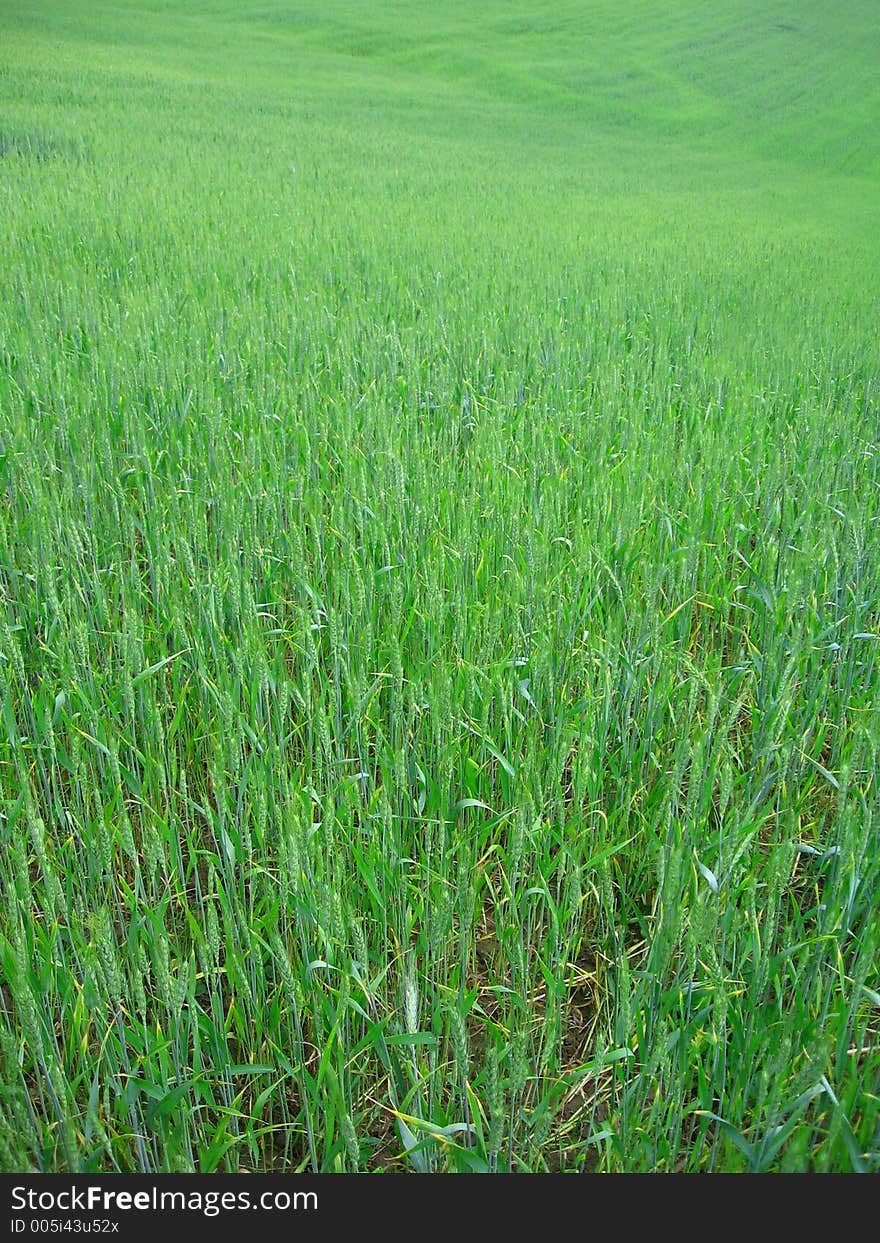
[{"left": 0, "top": 0, "right": 878, "bottom": 1172}]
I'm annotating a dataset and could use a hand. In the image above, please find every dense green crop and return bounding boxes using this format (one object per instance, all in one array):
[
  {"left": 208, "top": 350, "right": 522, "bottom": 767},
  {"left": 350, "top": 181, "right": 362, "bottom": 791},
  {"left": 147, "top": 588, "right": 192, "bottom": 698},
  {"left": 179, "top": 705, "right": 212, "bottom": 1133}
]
[{"left": 0, "top": 0, "right": 878, "bottom": 1172}]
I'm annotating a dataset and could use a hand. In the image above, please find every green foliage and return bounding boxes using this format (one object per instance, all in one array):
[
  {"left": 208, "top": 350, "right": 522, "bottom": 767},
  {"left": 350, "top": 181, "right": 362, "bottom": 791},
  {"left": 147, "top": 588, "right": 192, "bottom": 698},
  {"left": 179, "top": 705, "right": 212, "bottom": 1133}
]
[{"left": 0, "top": 0, "right": 878, "bottom": 1173}]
